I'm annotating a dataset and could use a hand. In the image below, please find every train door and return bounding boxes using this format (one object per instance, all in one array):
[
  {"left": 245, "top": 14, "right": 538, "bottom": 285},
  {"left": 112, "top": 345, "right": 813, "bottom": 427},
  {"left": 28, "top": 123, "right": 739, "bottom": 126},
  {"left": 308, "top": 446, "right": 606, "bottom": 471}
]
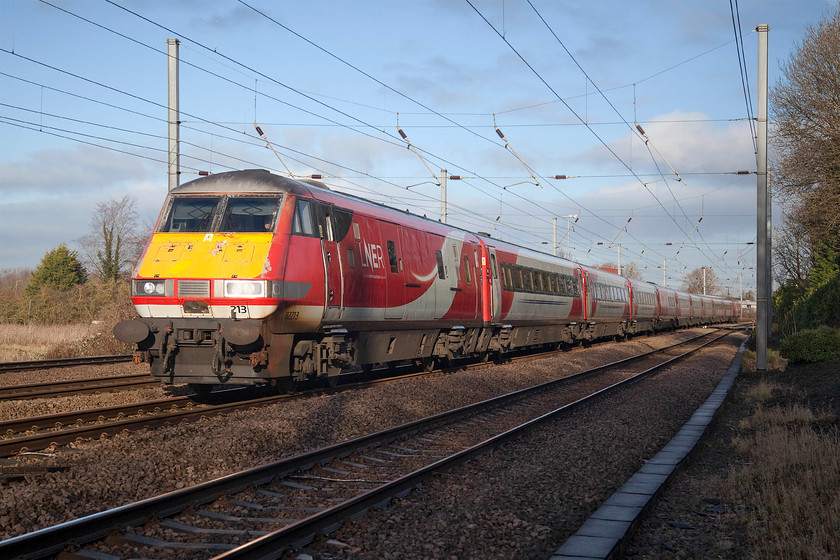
[
  {"left": 433, "top": 238, "right": 459, "bottom": 319},
  {"left": 486, "top": 247, "right": 502, "bottom": 323},
  {"left": 315, "top": 202, "right": 344, "bottom": 322},
  {"left": 380, "top": 221, "right": 406, "bottom": 320},
  {"left": 580, "top": 267, "right": 591, "bottom": 320}
]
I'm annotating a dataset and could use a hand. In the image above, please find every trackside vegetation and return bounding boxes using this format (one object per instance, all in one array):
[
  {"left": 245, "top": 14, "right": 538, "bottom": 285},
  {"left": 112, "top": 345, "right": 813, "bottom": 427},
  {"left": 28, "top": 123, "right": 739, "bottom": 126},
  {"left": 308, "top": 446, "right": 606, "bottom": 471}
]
[{"left": 0, "top": 268, "right": 135, "bottom": 359}]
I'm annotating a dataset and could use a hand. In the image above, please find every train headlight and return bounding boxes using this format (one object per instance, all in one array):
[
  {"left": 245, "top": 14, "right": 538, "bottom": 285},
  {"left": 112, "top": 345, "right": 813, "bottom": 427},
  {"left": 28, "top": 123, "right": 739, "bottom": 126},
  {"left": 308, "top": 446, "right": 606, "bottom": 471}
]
[
  {"left": 224, "top": 280, "right": 266, "bottom": 298},
  {"left": 144, "top": 281, "right": 164, "bottom": 295},
  {"left": 132, "top": 279, "right": 171, "bottom": 297}
]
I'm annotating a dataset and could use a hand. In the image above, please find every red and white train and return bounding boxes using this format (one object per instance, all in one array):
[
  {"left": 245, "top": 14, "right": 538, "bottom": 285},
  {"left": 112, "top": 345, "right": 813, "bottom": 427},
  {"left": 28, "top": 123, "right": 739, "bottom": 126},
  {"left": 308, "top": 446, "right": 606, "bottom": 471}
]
[{"left": 113, "top": 169, "right": 739, "bottom": 391}]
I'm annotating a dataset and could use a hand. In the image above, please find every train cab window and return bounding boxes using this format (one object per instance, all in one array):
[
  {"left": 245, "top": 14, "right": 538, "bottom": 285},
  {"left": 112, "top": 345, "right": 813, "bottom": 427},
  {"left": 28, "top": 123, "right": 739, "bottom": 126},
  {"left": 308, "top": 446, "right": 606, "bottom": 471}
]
[
  {"left": 435, "top": 250, "right": 446, "bottom": 279},
  {"left": 160, "top": 197, "right": 220, "bottom": 232},
  {"left": 312, "top": 203, "right": 335, "bottom": 241},
  {"left": 220, "top": 197, "right": 281, "bottom": 233},
  {"left": 331, "top": 208, "right": 354, "bottom": 242},
  {"left": 463, "top": 257, "right": 472, "bottom": 283},
  {"left": 292, "top": 199, "right": 316, "bottom": 236},
  {"left": 387, "top": 241, "right": 399, "bottom": 274}
]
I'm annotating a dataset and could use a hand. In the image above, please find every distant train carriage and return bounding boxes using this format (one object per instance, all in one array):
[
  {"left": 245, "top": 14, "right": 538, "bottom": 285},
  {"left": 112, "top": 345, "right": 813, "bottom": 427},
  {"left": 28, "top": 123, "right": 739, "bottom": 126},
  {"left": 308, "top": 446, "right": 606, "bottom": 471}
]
[
  {"left": 628, "top": 279, "right": 658, "bottom": 335},
  {"left": 579, "top": 266, "right": 631, "bottom": 340}
]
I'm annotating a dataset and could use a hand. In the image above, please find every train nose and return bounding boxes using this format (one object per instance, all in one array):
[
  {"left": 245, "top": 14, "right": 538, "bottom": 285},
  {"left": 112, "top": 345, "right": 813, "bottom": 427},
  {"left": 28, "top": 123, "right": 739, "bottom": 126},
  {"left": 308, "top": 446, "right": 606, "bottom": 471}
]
[{"left": 113, "top": 320, "right": 151, "bottom": 344}]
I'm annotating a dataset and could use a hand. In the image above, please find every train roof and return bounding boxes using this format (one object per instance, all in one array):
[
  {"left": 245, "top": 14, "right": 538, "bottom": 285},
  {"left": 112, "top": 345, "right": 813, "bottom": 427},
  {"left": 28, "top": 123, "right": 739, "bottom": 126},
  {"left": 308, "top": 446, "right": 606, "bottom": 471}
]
[{"left": 173, "top": 169, "right": 326, "bottom": 196}]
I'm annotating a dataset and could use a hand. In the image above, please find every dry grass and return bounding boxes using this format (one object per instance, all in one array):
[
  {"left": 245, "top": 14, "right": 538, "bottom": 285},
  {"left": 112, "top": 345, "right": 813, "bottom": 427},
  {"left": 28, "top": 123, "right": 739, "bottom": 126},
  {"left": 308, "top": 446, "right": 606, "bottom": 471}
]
[
  {"left": 742, "top": 379, "right": 784, "bottom": 403},
  {"left": 0, "top": 323, "right": 103, "bottom": 361},
  {"left": 726, "top": 402, "right": 840, "bottom": 558},
  {"left": 740, "top": 348, "right": 788, "bottom": 374}
]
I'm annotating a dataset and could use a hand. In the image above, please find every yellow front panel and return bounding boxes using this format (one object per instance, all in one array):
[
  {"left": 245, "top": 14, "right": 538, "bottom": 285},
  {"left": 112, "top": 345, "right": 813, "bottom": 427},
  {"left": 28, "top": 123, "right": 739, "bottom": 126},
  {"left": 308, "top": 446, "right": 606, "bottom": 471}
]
[{"left": 138, "top": 232, "right": 274, "bottom": 279}]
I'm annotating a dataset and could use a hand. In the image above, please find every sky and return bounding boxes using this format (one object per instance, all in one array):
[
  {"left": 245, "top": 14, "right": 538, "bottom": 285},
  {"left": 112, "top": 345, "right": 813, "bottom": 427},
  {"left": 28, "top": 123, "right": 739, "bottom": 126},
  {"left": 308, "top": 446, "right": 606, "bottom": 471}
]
[{"left": 1, "top": 0, "right": 837, "bottom": 297}]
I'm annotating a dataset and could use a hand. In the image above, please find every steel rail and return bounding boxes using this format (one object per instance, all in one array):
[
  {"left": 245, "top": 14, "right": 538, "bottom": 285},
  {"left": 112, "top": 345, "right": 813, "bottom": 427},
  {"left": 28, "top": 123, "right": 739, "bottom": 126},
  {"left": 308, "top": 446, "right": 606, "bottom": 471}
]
[
  {"left": 0, "top": 390, "right": 287, "bottom": 458},
  {"left": 0, "top": 355, "right": 132, "bottom": 373},
  {"left": 0, "top": 329, "right": 733, "bottom": 559},
  {"left": 0, "top": 373, "right": 155, "bottom": 401}
]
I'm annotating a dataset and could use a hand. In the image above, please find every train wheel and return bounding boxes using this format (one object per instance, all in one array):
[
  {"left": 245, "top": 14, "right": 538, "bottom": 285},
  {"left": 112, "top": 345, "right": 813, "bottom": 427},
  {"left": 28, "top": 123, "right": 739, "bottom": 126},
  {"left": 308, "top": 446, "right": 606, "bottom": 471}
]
[
  {"left": 418, "top": 356, "right": 436, "bottom": 372},
  {"left": 277, "top": 377, "right": 299, "bottom": 394}
]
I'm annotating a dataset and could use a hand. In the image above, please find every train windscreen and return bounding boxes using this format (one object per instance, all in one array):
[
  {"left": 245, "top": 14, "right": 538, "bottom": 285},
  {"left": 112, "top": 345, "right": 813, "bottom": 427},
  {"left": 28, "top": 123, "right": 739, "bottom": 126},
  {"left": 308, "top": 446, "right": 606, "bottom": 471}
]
[
  {"left": 160, "top": 197, "right": 220, "bottom": 232},
  {"left": 159, "top": 196, "right": 282, "bottom": 233}
]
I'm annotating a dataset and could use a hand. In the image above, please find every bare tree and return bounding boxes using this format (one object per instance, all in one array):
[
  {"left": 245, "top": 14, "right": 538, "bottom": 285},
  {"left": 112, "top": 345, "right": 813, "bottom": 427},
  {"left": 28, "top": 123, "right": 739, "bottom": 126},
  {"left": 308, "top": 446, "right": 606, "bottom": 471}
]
[
  {"left": 622, "top": 261, "right": 644, "bottom": 281},
  {"left": 681, "top": 267, "right": 721, "bottom": 295},
  {"left": 597, "top": 261, "right": 644, "bottom": 280},
  {"left": 773, "top": 210, "right": 812, "bottom": 290},
  {"left": 771, "top": 9, "right": 840, "bottom": 259},
  {"left": 78, "top": 195, "right": 143, "bottom": 282}
]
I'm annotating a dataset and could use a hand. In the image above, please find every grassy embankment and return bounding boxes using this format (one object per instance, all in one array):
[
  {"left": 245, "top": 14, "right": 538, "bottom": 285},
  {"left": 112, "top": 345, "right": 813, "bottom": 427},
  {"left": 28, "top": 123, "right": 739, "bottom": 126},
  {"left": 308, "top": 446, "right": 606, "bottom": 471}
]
[
  {"left": 725, "top": 348, "right": 840, "bottom": 557},
  {"left": 0, "top": 323, "right": 127, "bottom": 362}
]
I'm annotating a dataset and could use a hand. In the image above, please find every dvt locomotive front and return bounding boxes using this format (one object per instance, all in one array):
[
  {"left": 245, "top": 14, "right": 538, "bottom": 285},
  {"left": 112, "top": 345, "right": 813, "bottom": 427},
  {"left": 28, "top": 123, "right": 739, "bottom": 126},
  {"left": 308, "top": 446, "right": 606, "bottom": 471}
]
[{"left": 113, "top": 170, "right": 323, "bottom": 392}]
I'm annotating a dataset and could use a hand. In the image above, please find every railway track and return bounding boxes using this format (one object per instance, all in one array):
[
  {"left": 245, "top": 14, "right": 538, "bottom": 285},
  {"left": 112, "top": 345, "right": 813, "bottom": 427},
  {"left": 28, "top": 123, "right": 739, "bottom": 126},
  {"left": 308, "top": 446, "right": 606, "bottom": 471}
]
[
  {"left": 0, "top": 328, "right": 735, "bottom": 559},
  {"left": 0, "top": 373, "right": 156, "bottom": 401},
  {"left": 0, "top": 355, "right": 132, "bottom": 373},
  {"left": 0, "top": 329, "right": 723, "bottom": 459}
]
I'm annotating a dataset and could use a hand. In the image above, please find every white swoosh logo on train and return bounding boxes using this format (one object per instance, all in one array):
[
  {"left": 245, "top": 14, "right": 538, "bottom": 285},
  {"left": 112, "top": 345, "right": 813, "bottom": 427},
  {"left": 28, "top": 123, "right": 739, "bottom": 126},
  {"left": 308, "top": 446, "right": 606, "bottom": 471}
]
[{"left": 413, "top": 268, "right": 439, "bottom": 282}]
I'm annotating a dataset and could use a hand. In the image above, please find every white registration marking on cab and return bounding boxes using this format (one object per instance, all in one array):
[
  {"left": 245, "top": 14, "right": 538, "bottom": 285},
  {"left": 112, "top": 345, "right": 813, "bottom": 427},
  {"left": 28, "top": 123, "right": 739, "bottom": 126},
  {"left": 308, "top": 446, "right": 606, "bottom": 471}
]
[
  {"left": 203, "top": 233, "right": 214, "bottom": 242},
  {"left": 230, "top": 305, "right": 249, "bottom": 318}
]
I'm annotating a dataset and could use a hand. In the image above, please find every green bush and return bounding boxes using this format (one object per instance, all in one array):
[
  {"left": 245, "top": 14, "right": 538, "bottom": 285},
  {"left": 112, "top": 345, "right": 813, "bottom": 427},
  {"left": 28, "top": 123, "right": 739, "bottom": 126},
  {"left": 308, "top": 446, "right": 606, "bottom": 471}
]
[
  {"left": 798, "top": 275, "right": 840, "bottom": 329},
  {"left": 779, "top": 326, "right": 840, "bottom": 363},
  {"left": 25, "top": 244, "right": 87, "bottom": 297}
]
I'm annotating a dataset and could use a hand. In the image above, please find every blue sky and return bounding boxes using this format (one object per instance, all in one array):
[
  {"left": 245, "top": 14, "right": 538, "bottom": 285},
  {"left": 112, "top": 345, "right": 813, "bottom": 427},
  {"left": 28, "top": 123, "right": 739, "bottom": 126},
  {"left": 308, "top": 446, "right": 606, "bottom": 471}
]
[{"left": 1, "top": 0, "right": 836, "bottom": 296}]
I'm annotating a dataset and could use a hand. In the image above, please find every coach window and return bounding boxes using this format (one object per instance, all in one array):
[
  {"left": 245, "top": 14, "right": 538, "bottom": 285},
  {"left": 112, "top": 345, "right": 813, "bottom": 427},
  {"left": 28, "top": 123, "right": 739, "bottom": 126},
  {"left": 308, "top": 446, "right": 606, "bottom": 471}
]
[
  {"left": 513, "top": 267, "right": 524, "bottom": 290},
  {"left": 346, "top": 247, "right": 356, "bottom": 268},
  {"left": 435, "top": 250, "right": 446, "bottom": 279},
  {"left": 463, "top": 257, "right": 472, "bottom": 283},
  {"left": 387, "top": 241, "right": 399, "bottom": 274},
  {"left": 524, "top": 270, "right": 534, "bottom": 291},
  {"left": 292, "top": 198, "right": 316, "bottom": 236}
]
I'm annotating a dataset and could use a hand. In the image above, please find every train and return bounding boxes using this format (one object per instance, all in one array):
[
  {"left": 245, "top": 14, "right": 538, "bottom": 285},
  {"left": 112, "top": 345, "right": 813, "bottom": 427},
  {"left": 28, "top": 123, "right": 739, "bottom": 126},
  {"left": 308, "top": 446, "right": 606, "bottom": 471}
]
[{"left": 113, "top": 169, "right": 740, "bottom": 394}]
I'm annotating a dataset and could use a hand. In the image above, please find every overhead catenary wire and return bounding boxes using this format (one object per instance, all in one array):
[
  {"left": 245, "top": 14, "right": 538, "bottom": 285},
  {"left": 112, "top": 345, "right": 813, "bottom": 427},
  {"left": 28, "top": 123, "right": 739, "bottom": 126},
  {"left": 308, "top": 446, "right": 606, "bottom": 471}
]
[
  {"left": 522, "top": 0, "right": 736, "bottom": 277},
  {"left": 2, "top": 1, "right": 755, "bottom": 289},
  {"left": 99, "top": 0, "right": 579, "bottom": 245}
]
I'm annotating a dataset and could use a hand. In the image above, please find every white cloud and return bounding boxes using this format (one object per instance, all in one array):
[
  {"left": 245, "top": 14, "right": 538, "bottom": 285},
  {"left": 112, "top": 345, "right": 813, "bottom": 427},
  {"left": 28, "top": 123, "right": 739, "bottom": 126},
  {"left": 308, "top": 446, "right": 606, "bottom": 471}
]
[{"left": 0, "top": 144, "right": 156, "bottom": 201}]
